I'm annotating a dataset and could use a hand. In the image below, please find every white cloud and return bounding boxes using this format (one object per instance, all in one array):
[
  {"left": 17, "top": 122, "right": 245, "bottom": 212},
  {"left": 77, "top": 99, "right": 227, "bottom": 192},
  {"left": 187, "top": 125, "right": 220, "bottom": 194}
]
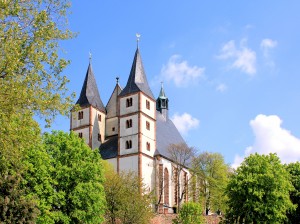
[
  {"left": 261, "top": 38, "right": 278, "bottom": 50},
  {"left": 232, "top": 114, "right": 300, "bottom": 169},
  {"left": 160, "top": 55, "right": 205, "bottom": 87},
  {"left": 216, "top": 83, "right": 228, "bottom": 93},
  {"left": 218, "top": 39, "right": 256, "bottom": 75},
  {"left": 171, "top": 113, "right": 200, "bottom": 135}
]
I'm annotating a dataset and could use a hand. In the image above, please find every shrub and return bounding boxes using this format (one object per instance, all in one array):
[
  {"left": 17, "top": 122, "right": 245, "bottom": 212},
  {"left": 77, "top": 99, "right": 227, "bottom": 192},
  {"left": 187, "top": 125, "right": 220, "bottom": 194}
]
[{"left": 173, "top": 202, "right": 204, "bottom": 224}]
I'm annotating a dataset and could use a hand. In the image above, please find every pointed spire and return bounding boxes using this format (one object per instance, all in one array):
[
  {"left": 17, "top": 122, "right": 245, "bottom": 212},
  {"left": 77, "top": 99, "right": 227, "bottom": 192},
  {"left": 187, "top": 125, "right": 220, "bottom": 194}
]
[
  {"left": 156, "top": 82, "right": 169, "bottom": 118},
  {"left": 119, "top": 48, "right": 155, "bottom": 99},
  {"left": 76, "top": 62, "right": 106, "bottom": 112},
  {"left": 159, "top": 82, "right": 167, "bottom": 99}
]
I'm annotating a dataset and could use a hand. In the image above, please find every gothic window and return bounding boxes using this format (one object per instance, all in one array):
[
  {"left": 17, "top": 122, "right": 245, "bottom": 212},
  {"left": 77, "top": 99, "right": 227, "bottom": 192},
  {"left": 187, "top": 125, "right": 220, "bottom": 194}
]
[
  {"left": 98, "top": 133, "right": 101, "bottom": 142},
  {"left": 126, "top": 140, "right": 132, "bottom": 149},
  {"left": 184, "top": 172, "right": 188, "bottom": 202},
  {"left": 78, "top": 111, "right": 83, "bottom": 120},
  {"left": 146, "top": 100, "right": 150, "bottom": 110},
  {"left": 126, "top": 119, "right": 132, "bottom": 128},
  {"left": 126, "top": 98, "right": 133, "bottom": 107},
  {"left": 78, "top": 132, "right": 83, "bottom": 138},
  {"left": 98, "top": 114, "right": 101, "bottom": 122},
  {"left": 164, "top": 168, "right": 169, "bottom": 205},
  {"left": 146, "top": 142, "right": 150, "bottom": 151},
  {"left": 146, "top": 121, "right": 150, "bottom": 130}
]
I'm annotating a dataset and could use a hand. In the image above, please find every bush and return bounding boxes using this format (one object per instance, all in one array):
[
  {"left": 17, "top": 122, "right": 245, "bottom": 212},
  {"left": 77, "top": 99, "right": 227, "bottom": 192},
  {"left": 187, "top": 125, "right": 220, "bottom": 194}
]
[{"left": 173, "top": 202, "right": 204, "bottom": 224}]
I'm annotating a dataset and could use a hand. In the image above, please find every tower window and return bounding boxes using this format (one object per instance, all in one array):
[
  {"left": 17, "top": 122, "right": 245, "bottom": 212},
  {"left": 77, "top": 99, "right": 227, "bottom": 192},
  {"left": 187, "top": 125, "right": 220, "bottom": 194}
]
[
  {"left": 78, "top": 111, "right": 83, "bottom": 120},
  {"left": 146, "top": 100, "right": 150, "bottom": 110},
  {"left": 78, "top": 132, "right": 83, "bottom": 138},
  {"left": 146, "top": 121, "right": 150, "bottom": 130},
  {"left": 126, "top": 140, "right": 132, "bottom": 149},
  {"left": 112, "top": 127, "right": 115, "bottom": 132},
  {"left": 98, "top": 114, "right": 101, "bottom": 122},
  {"left": 162, "top": 99, "right": 166, "bottom": 107},
  {"left": 146, "top": 142, "right": 150, "bottom": 151},
  {"left": 98, "top": 133, "right": 101, "bottom": 142},
  {"left": 126, "top": 98, "right": 133, "bottom": 107},
  {"left": 126, "top": 119, "right": 132, "bottom": 128}
]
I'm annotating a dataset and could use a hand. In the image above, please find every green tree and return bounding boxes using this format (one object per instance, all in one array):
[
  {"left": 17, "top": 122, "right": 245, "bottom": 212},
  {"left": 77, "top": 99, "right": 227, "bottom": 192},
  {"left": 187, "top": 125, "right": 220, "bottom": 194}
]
[
  {"left": 285, "top": 162, "right": 300, "bottom": 224},
  {"left": 24, "top": 131, "right": 106, "bottom": 223},
  {"left": 104, "top": 170, "right": 153, "bottom": 224},
  {"left": 172, "top": 202, "right": 204, "bottom": 224},
  {"left": 192, "top": 152, "right": 229, "bottom": 214},
  {"left": 225, "top": 153, "right": 295, "bottom": 223}
]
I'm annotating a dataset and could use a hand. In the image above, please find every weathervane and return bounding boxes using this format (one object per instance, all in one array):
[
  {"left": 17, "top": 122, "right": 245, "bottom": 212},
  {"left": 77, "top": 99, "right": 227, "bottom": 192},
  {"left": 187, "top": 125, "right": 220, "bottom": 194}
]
[
  {"left": 136, "top": 33, "right": 141, "bottom": 48},
  {"left": 116, "top": 76, "right": 119, "bottom": 84},
  {"left": 89, "top": 50, "right": 92, "bottom": 63}
]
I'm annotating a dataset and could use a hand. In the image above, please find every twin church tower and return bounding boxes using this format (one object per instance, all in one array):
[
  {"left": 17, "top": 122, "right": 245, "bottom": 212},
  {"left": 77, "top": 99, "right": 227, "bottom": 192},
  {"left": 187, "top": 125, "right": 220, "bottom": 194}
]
[{"left": 70, "top": 44, "right": 188, "bottom": 212}]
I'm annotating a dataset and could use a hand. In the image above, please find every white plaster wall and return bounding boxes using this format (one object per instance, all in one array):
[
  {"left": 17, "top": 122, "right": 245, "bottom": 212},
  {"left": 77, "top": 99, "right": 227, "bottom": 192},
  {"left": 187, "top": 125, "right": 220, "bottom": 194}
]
[
  {"left": 141, "top": 115, "right": 155, "bottom": 140},
  {"left": 141, "top": 135, "right": 155, "bottom": 157},
  {"left": 140, "top": 94, "right": 156, "bottom": 118},
  {"left": 119, "top": 155, "right": 138, "bottom": 173},
  {"left": 120, "top": 135, "right": 138, "bottom": 155},
  {"left": 71, "top": 107, "right": 90, "bottom": 129},
  {"left": 119, "top": 94, "right": 139, "bottom": 116},
  {"left": 73, "top": 128, "right": 89, "bottom": 145},
  {"left": 106, "top": 158, "right": 118, "bottom": 172},
  {"left": 119, "top": 114, "right": 138, "bottom": 137},
  {"left": 141, "top": 156, "right": 155, "bottom": 193},
  {"left": 106, "top": 117, "right": 119, "bottom": 137}
]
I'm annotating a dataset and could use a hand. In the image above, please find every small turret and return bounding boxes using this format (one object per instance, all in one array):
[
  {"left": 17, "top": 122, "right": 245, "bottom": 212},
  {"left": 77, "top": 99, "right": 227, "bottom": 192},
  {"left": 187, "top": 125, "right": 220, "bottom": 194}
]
[{"left": 156, "top": 82, "right": 169, "bottom": 119}]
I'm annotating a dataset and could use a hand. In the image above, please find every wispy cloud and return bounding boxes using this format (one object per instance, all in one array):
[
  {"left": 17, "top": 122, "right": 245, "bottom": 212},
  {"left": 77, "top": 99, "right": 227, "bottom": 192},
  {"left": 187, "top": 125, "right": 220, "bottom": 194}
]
[
  {"left": 216, "top": 83, "right": 228, "bottom": 93},
  {"left": 261, "top": 38, "right": 278, "bottom": 50},
  {"left": 218, "top": 39, "right": 256, "bottom": 75},
  {"left": 260, "top": 38, "right": 278, "bottom": 67},
  {"left": 160, "top": 55, "right": 205, "bottom": 87},
  {"left": 232, "top": 114, "right": 300, "bottom": 169},
  {"left": 171, "top": 112, "right": 200, "bottom": 135}
]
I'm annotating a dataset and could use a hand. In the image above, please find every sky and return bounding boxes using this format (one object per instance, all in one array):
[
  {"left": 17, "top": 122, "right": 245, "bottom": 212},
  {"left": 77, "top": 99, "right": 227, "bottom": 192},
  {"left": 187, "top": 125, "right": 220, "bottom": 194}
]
[{"left": 46, "top": 1, "right": 300, "bottom": 167}]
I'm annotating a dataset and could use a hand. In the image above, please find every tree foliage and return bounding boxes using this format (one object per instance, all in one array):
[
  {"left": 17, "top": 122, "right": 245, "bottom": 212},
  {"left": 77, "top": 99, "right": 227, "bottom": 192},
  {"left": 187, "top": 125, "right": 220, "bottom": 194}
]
[
  {"left": 225, "top": 153, "right": 295, "bottom": 223},
  {"left": 192, "top": 152, "right": 229, "bottom": 214},
  {"left": 285, "top": 162, "right": 300, "bottom": 224},
  {"left": 24, "top": 131, "right": 106, "bottom": 223},
  {"left": 172, "top": 202, "right": 204, "bottom": 224},
  {"left": 104, "top": 170, "right": 153, "bottom": 224}
]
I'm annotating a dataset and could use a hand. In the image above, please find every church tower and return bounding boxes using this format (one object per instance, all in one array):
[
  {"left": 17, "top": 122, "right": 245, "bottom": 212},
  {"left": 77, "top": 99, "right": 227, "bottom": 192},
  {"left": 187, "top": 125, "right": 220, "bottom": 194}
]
[
  {"left": 118, "top": 47, "right": 156, "bottom": 190},
  {"left": 156, "top": 83, "right": 169, "bottom": 119},
  {"left": 70, "top": 61, "right": 106, "bottom": 149}
]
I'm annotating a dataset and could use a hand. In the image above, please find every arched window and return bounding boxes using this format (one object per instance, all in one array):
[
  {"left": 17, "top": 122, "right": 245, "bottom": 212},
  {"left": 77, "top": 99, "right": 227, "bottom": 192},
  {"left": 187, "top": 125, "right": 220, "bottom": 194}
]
[
  {"left": 126, "top": 98, "right": 133, "bottom": 107},
  {"left": 164, "top": 168, "right": 169, "bottom": 205},
  {"left": 78, "top": 111, "right": 83, "bottom": 120},
  {"left": 78, "top": 132, "right": 83, "bottom": 138},
  {"left": 146, "top": 142, "right": 150, "bottom": 151},
  {"left": 146, "top": 121, "right": 150, "bottom": 130},
  {"left": 126, "top": 140, "right": 132, "bottom": 149},
  {"left": 98, "top": 133, "right": 101, "bottom": 142},
  {"left": 146, "top": 100, "right": 150, "bottom": 110},
  {"left": 98, "top": 114, "right": 101, "bottom": 121},
  {"left": 126, "top": 119, "right": 132, "bottom": 128}
]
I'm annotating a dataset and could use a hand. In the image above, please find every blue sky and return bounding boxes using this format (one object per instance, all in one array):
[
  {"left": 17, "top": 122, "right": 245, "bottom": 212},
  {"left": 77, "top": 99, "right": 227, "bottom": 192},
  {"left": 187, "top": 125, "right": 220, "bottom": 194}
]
[{"left": 48, "top": 1, "right": 300, "bottom": 166}]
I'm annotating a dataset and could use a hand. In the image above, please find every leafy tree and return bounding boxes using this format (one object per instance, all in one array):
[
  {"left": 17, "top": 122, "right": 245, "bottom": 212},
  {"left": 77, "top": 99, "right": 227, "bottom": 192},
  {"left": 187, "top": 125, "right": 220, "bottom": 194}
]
[
  {"left": 167, "top": 143, "right": 195, "bottom": 211},
  {"left": 104, "top": 170, "right": 153, "bottom": 224},
  {"left": 225, "top": 153, "right": 295, "bottom": 223},
  {"left": 192, "top": 152, "right": 229, "bottom": 214},
  {"left": 24, "top": 131, "right": 106, "bottom": 223},
  {"left": 172, "top": 202, "right": 204, "bottom": 224},
  {"left": 285, "top": 162, "right": 300, "bottom": 224}
]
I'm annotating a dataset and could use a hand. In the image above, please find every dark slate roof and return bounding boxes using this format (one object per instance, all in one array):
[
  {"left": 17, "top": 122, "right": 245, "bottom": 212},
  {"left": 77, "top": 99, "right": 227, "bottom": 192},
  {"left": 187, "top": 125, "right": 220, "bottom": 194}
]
[
  {"left": 119, "top": 48, "right": 155, "bottom": 99},
  {"left": 76, "top": 63, "right": 106, "bottom": 112},
  {"left": 99, "top": 135, "right": 118, "bottom": 159},
  {"left": 155, "top": 111, "right": 186, "bottom": 159},
  {"left": 158, "top": 83, "right": 167, "bottom": 99}
]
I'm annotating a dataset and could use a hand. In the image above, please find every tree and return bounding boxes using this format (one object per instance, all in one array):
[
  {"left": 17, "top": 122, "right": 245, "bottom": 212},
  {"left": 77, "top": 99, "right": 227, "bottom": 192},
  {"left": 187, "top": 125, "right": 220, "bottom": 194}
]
[
  {"left": 167, "top": 143, "right": 195, "bottom": 211},
  {"left": 225, "top": 153, "right": 295, "bottom": 223},
  {"left": 285, "top": 162, "right": 300, "bottom": 224},
  {"left": 172, "top": 202, "right": 204, "bottom": 224},
  {"left": 192, "top": 152, "right": 229, "bottom": 214},
  {"left": 104, "top": 170, "right": 153, "bottom": 224},
  {"left": 24, "top": 131, "right": 106, "bottom": 223}
]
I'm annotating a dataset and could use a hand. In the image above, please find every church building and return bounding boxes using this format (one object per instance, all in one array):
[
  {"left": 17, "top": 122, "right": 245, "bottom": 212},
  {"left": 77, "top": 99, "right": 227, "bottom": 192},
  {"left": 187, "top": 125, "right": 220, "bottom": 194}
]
[{"left": 70, "top": 44, "right": 190, "bottom": 213}]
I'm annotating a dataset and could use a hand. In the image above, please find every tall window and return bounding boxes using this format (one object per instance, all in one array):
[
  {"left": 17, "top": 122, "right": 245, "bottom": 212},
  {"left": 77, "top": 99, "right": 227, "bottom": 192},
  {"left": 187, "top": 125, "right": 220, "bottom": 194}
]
[
  {"left": 126, "top": 140, "right": 132, "bottom": 149},
  {"left": 126, "top": 119, "right": 132, "bottom": 128},
  {"left": 146, "top": 100, "right": 150, "bottom": 110},
  {"left": 126, "top": 98, "right": 133, "bottom": 107},
  {"left": 78, "top": 111, "right": 83, "bottom": 120},
  {"left": 78, "top": 132, "right": 83, "bottom": 138},
  {"left": 146, "top": 142, "right": 150, "bottom": 151},
  {"left": 98, "top": 114, "right": 101, "bottom": 122},
  {"left": 146, "top": 121, "right": 150, "bottom": 130},
  {"left": 164, "top": 168, "right": 169, "bottom": 205},
  {"left": 98, "top": 133, "right": 101, "bottom": 142}
]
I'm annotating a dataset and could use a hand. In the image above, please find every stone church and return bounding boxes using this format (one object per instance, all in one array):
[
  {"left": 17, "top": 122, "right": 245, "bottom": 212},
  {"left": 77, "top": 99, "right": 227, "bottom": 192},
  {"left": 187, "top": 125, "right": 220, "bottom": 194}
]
[{"left": 70, "top": 45, "right": 190, "bottom": 213}]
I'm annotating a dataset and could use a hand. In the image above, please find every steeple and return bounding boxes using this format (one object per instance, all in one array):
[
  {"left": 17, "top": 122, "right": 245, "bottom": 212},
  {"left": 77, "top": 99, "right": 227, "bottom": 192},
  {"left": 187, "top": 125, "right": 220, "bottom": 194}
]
[
  {"left": 156, "top": 82, "right": 169, "bottom": 119},
  {"left": 76, "top": 62, "right": 105, "bottom": 112},
  {"left": 119, "top": 48, "right": 155, "bottom": 99}
]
